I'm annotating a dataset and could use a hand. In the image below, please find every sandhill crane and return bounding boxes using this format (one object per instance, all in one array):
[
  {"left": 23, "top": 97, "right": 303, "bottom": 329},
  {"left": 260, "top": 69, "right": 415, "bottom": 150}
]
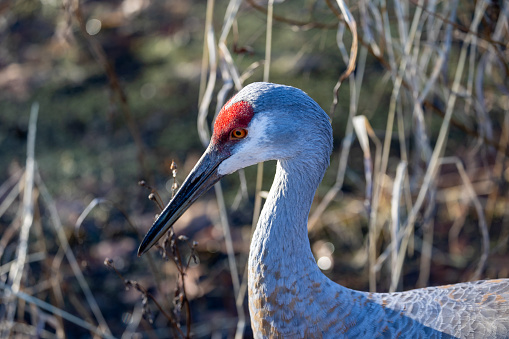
[{"left": 138, "top": 82, "right": 509, "bottom": 338}]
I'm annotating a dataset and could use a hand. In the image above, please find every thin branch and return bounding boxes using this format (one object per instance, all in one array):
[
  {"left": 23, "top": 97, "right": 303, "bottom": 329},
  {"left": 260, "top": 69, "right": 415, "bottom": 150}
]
[
  {"left": 246, "top": 0, "right": 338, "bottom": 29},
  {"left": 35, "top": 169, "right": 113, "bottom": 336},
  {"left": 439, "top": 158, "right": 490, "bottom": 280},
  {"left": 0, "top": 281, "right": 114, "bottom": 339},
  {"left": 73, "top": 1, "right": 150, "bottom": 180},
  {"left": 105, "top": 259, "right": 184, "bottom": 338},
  {"left": 389, "top": 161, "right": 407, "bottom": 293},
  {"left": 4, "top": 102, "right": 39, "bottom": 336}
]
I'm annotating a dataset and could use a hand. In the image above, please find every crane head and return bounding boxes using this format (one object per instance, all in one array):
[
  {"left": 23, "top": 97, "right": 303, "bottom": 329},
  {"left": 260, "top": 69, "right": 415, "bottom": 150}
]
[{"left": 138, "top": 82, "right": 331, "bottom": 256}]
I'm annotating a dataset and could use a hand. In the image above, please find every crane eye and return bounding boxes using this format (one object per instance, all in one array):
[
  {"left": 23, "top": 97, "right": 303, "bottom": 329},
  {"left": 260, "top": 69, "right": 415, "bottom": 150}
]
[{"left": 230, "top": 128, "right": 248, "bottom": 140}]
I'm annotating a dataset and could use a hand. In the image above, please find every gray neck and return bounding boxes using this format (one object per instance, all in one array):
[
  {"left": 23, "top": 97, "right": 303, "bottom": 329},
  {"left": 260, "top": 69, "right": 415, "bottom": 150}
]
[
  {"left": 247, "top": 154, "right": 355, "bottom": 336},
  {"left": 250, "top": 157, "right": 322, "bottom": 266}
]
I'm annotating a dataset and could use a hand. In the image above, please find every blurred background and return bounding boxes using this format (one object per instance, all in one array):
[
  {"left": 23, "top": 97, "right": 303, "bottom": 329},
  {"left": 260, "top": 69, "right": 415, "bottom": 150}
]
[{"left": 0, "top": 0, "right": 508, "bottom": 337}]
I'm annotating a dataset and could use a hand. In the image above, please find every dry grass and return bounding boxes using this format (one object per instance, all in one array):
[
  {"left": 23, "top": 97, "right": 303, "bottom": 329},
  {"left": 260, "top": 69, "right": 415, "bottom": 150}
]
[{"left": 197, "top": 0, "right": 509, "bottom": 334}]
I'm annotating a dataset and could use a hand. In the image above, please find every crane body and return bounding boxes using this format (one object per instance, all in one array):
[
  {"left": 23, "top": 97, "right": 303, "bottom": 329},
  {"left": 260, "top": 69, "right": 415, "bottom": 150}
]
[{"left": 138, "top": 82, "right": 509, "bottom": 338}]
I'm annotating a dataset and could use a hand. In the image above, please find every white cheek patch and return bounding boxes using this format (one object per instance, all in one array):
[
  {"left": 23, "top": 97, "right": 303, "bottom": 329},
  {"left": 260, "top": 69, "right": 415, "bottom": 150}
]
[{"left": 218, "top": 115, "right": 272, "bottom": 175}]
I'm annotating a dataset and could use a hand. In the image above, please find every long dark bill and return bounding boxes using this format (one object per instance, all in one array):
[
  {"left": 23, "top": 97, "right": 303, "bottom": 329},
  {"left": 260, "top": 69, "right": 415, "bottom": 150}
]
[{"left": 138, "top": 147, "right": 226, "bottom": 256}]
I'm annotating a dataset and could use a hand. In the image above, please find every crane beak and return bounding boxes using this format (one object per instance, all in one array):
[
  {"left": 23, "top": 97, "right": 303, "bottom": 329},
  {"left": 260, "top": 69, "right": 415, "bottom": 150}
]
[{"left": 137, "top": 147, "right": 226, "bottom": 256}]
